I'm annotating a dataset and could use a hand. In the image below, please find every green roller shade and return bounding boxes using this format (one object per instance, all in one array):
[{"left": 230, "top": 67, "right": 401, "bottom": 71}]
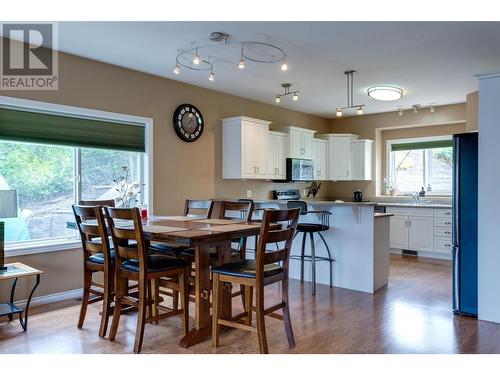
[
  {"left": 391, "top": 139, "right": 452, "bottom": 152},
  {"left": 0, "top": 107, "right": 145, "bottom": 152}
]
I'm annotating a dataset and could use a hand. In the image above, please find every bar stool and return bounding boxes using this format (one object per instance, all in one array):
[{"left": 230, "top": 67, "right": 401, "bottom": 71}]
[{"left": 286, "top": 200, "right": 334, "bottom": 295}]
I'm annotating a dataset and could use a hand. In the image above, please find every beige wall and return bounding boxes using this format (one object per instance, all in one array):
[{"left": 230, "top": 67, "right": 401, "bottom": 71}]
[
  {"left": 466, "top": 91, "right": 479, "bottom": 132},
  {"left": 0, "top": 45, "right": 330, "bottom": 301},
  {"left": 328, "top": 103, "right": 467, "bottom": 198}
]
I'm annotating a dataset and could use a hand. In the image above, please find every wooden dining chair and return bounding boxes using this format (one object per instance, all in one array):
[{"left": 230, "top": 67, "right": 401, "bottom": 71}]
[
  {"left": 211, "top": 207, "right": 300, "bottom": 354},
  {"left": 79, "top": 199, "right": 115, "bottom": 207},
  {"left": 184, "top": 199, "right": 214, "bottom": 218},
  {"left": 104, "top": 207, "right": 191, "bottom": 353},
  {"left": 72, "top": 204, "right": 115, "bottom": 338},
  {"left": 219, "top": 200, "right": 254, "bottom": 261}
]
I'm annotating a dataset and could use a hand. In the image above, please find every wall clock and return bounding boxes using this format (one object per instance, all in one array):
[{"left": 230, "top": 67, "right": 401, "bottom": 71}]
[{"left": 173, "top": 104, "right": 204, "bottom": 142}]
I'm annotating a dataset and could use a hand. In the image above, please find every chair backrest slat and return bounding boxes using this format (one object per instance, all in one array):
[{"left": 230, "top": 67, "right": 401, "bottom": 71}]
[
  {"left": 255, "top": 208, "right": 300, "bottom": 277},
  {"left": 219, "top": 200, "right": 254, "bottom": 221},
  {"left": 184, "top": 199, "right": 214, "bottom": 218}
]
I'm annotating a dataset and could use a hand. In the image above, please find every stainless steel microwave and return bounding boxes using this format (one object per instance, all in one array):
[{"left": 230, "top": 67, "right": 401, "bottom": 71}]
[{"left": 286, "top": 158, "right": 314, "bottom": 181}]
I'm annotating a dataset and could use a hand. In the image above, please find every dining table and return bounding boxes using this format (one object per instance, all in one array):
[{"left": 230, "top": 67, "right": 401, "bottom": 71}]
[{"left": 140, "top": 215, "right": 277, "bottom": 348}]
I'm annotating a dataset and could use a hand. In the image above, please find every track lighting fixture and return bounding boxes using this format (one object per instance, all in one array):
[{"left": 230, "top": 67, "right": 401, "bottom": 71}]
[
  {"left": 412, "top": 105, "right": 420, "bottom": 114},
  {"left": 398, "top": 108, "right": 404, "bottom": 116},
  {"left": 430, "top": 105, "right": 435, "bottom": 113},
  {"left": 208, "top": 70, "right": 215, "bottom": 82},
  {"left": 274, "top": 83, "right": 300, "bottom": 104},
  {"left": 357, "top": 106, "right": 364, "bottom": 115},
  {"left": 336, "top": 108, "right": 343, "bottom": 117},
  {"left": 193, "top": 49, "right": 201, "bottom": 65},
  {"left": 397, "top": 104, "right": 437, "bottom": 116},
  {"left": 173, "top": 31, "right": 288, "bottom": 80}
]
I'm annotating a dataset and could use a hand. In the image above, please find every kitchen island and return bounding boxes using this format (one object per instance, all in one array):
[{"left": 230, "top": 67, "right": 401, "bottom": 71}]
[{"left": 254, "top": 200, "right": 391, "bottom": 294}]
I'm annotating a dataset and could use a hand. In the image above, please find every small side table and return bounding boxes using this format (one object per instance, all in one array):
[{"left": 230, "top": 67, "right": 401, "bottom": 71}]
[{"left": 0, "top": 262, "right": 42, "bottom": 331}]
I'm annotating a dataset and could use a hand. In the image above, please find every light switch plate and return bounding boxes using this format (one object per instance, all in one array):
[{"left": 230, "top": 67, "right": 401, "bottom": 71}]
[{"left": 246, "top": 190, "right": 252, "bottom": 198}]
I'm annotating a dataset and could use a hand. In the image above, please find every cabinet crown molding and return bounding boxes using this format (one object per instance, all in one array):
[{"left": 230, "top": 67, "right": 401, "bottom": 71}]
[
  {"left": 221, "top": 116, "right": 272, "bottom": 125},
  {"left": 280, "top": 125, "right": 317, "bottom": 134}
]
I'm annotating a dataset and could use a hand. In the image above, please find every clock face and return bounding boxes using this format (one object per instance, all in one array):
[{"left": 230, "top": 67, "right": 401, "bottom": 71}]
[{"left": 173, "top": 104, "right": 204, "bottom": 142}]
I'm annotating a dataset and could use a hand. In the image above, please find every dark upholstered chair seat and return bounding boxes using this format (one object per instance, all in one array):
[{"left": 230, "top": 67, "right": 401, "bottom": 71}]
[
  {"left": 296, "top": 223, "right": 329, "bottom": 233},
  {"left": 121, "top": 255, "right": 189, "bottom": 273},
  {"left": 211, "top": 260, "right": 282, "bottom": 279},
  {"left": 88, "top": 250, "right": 116, "bottom": 265},
  {"left": 149, "top": 242, "right": 185, "bottom": 256}
]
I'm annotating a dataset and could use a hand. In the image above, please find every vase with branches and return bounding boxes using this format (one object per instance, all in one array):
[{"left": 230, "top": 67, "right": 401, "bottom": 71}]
[{"left": 113, "top": 166, "right": 141, "bottom": 208}]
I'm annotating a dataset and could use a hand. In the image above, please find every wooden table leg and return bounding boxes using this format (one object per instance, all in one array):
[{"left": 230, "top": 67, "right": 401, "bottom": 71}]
[
  {"left": 219, "top": 240, "right": 233, "bottom": 320},
  {"left": 179, "top": 241, "right": 211, "bottom": 348}
]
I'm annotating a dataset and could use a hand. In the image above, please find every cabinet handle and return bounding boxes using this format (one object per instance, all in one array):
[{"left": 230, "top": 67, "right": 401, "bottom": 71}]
[
  {"left": 408, "top": 220, "right": 411, "bottom": 227},
  {"left": 445, "top": 212, "right": 451, "bottom": 216},
  {"left": 445, "top": 221, "right": 451, "bottom": 225},
  {"left": 256, "top": 166, "right": 259, "bottom": 174},
  {"left": 405, "top": 220, "right": 408, "bottom": 227},
  {"left": 444, "top": 244, "right": 451, "bottom": 247},
  {"left": 445, "top": 231, "right": 451, "bottom": 235}
]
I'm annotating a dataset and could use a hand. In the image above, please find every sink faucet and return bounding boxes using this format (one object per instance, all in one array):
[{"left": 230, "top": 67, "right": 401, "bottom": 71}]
[{"left": 406, "top": 192, "right": 421, "bottom": 204}]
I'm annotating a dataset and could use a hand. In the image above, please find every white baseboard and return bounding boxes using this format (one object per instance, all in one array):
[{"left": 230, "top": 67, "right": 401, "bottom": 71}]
[{"left": 15, "top": 288, "right": 82, "bottom": 308}]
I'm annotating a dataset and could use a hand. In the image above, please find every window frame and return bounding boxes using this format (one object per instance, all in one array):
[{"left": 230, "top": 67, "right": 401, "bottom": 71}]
[
  {"left": 1, "top": 95, "right": 154, "bottom": 257},
  {"left": 386, "top": 135, "right": 453, "bottom": 197}
]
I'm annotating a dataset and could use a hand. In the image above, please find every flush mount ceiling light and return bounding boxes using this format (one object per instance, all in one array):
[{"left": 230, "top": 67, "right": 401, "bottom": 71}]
[
  {"left": 336, "top": 70, "right": 365, "bottom": 117},
  {"left": 275, "top": 83, "right": 299, "bottom": 103},
  {"left": 173, "top": 31, "right": 288, "bottom": 80},
  {"left": 367, "top": 86, "right": 403, "bottom": 101}
]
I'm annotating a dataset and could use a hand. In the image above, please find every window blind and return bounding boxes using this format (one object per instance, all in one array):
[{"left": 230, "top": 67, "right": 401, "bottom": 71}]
[
  {"left": 391, "top": 139, "right": 452, "bottom": 152},
  {"left": 0, "top": 107, "right": 145, "bottom": 152}
]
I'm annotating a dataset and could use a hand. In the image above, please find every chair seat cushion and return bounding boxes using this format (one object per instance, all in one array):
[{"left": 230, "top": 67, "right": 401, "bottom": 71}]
[
  {"left": 211, "top": 260, "right": 283, "bottom": 279},
  {"left": 149, "top": 242, "right": 185, "bottom": 256},
  {"left": 88, "top": 250, "right": 116, "bottom": 265},
  {"left": 121, "top": 255, "right": 189, "bottom": 273},
  {"left": 296, "top": 223, "right": 329, "bottom": 233}
]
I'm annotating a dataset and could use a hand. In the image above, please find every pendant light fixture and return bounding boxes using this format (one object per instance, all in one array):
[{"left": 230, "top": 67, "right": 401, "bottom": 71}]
[
  {"left": 275, "top": 83, "right": 299, "bottom": 104},
  {"left": 336, "top": 70, "right": 365, "bottom": 117}
]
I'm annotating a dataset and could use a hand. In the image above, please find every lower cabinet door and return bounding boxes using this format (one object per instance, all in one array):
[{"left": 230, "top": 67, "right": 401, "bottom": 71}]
[
  {"left": 390, "top": 215, "right": 409, "bottom": 249},
  {"left": 408, "top": 216, "right": 434, "bottom": 252}
]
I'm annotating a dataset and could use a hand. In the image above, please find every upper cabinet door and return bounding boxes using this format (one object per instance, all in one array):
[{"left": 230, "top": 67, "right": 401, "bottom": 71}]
[
  {"left": 253, "top": 122, "right": 269, "bottom": 177},
  {"left": 222, "top": 116, "right": 271, "bottom": 179},
  {"left": 302, "top": 132, "right": 315, "bottom": 160},
  {"left": 288, "top": 129, "right": 303, "bottom": 158},
  {"left": 350, "top": 140, "right": 373, "bottom": 180},
  {"left": 241, "top": 121, "right": 256, "bottom": 178},
  {"left": 330, "top": 136, "right": 352, "bottom": 180},
  {"left": 268, "top": 132, "right": 287, "bottom": 179},
  {"left": 313, "top": 139, "right": 327, "bottom": 180}
]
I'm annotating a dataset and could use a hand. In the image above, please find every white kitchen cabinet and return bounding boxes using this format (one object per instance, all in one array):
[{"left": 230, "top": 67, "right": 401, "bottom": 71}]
[
  {"left": 313, "top": 138, "right": 328, "bottom": 180},
  {"left": 268, "top": 131, "right": 287, "bottom": 179},
  {"left": 351, "top": 140, "right": 373, "bottom": 180},
  {"left": 318, "top": 134, "right": 359, "bottom": 180},
  {"left": 222, "top": 116, "right": 271, "bottom": 179},
  {"left": 282, "top": 126, "right": 316, "bottom": 159},
  {"left": 387, "top": 207, "right": 434, "bottom": 252},
  {"left": 408, "top": 216, "right": 434, "bottom": 252},
  {"left": 389, "top": 215, "right": 409, "bottom": 249}
]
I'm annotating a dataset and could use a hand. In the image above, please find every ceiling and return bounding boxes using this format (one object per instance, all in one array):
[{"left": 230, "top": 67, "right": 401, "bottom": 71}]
[{"left": 12, "top": 22, "right": 500, "bottom": 118}]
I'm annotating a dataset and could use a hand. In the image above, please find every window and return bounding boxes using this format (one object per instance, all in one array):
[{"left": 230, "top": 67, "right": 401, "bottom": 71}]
[
  {"left": 388, "top": 136, "right": 453, "bottom": 195},
  {"left": 0, "top": 99, "right": 152, "bottom": 252},
  {"left": 0, "top": 140, "right": 144, "bottom": 247}
]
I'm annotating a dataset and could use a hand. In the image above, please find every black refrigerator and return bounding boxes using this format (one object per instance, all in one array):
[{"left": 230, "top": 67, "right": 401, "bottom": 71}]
[{"left": 452, "top": 132, "right": 478, "bottom": 317}]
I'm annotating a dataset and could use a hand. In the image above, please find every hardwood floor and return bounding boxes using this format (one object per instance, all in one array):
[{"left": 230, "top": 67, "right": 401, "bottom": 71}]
[{"left": 1, "top": 254, "right": 500, "bottom": 354}]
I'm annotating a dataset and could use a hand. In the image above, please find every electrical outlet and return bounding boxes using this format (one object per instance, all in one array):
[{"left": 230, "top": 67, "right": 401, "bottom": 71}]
[
  {"left": 303, "top": 189, "right": 308, "bottom": 197},
  {"left": 246, "top": 190, "right": 252, "bottom": 198}
]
